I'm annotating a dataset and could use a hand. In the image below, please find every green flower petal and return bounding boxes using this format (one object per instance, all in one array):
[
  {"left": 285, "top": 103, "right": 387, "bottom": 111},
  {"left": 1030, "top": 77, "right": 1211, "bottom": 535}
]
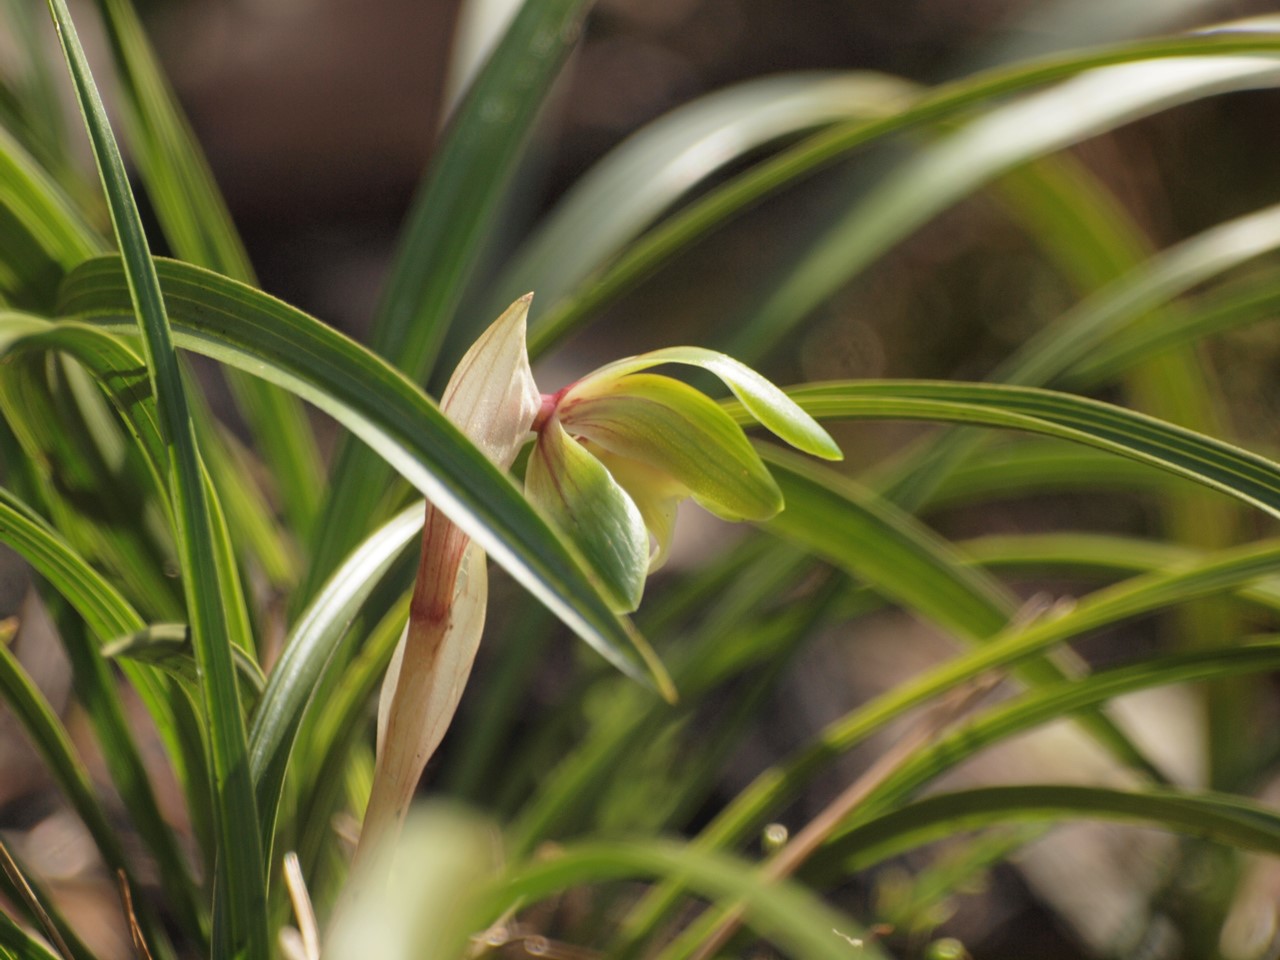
[
  {"left": 584, "top": 442, "right": 686, "bottom": 572},
  {"left": 574, "top": 346, "right": 842, "bottom": 461},
  {"left": 561, "top": 373, "right": 784, "bottom": 522},
  {"left": 526, "top": 417, "right": 650, "bottom": 613}
]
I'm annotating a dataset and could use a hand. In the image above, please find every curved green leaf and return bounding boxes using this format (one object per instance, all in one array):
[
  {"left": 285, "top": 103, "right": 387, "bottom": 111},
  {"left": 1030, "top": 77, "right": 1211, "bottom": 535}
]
[
  {"left": 0, "top": 313, "right": 296, "bottom": 589},
  {"left": 509, "top": 547, "right": 829, "bottom": 856},
  {"left": 727, "top": 52, "right": 1280, "bottom": 360},
  {"left": 759, "top": 448, "right": 1166, "bottom": 777},
  {"left": 763, "top": 449, "right": 1014, "bottom": 639},
  {"left": 91, "top": 0, "right": 325, "bottom": 538},
  {"left": 0, "top": 628, "right": 133, "bottom": 910},
  {"left": 105, "top": 623, "right": 265, "bottom": 703},
  {"left": 0, "top": 485, "right": 145, "bottom": 642},
  {"left": 1067, "top": 269, "right": 1280, "bottom": 386},
  {"left": 732, "top": 381, "right": 1280, "bottom": 520},
  {"left": 312, "top": 0, "right": 595, "bottom": 601},
  {"left": 618, "top": 542, "right": 1280, "bottom": 945},
  {"left": 841, "top": 642, "right": 1280, "bottom": 835},
  {"left": 58, "top": 256, "right": 668, "bottom": 695},
  {"left": 962, "top": 532, "right": 1280, "bottom": 615},
  {"left": 0, "top": 910, "right": 63, "bottom": 960},
  {"left": 0, "top": 316, "right": 167, "bottom": 497},
  {"left": 488, "top": 839, "right": 888, "bottom": 960},
  {"left": 0, "top": 124, "right": 101, "bottom": 269},
  {"left": 926, "top": 439, "right": 1195, "bottom": 508},
  {"left": 494, "top": 71, "right": 914, "bottom": 321},
  {"left": 809, "top": 784, "right": 1280, "bottom": 882},
  {"left": 530, "top": 28, "right": 1280, "bottom": 353},
  {"left": 249, "top": 501, "right": 422, "bottom": 848}
]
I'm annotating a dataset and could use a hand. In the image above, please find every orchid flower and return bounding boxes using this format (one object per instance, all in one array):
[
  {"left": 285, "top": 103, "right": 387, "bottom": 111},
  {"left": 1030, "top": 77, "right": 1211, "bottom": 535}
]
[
  {"left": 359, "top": 297, "right": 841, "bottom": 853},
  {"left": 360, "top": 295, "right": 540, "bottom": 852}
]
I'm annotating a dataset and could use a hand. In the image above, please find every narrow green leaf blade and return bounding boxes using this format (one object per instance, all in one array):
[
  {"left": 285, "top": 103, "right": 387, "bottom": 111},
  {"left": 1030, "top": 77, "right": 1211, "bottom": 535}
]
[
  {"left": 495, "top": 70, "right": 913, "bottom": 324},
  {"left": 249, "top": 502, "right": 422, "bottom": 848},
  {"left": 0, "top": 629, "right": 132, "bottom": 899},
  {"left": 312, "top": 0, "right": 595, "bottom": 600},
  {"left": 41, "top": 3, "right": 267, "bottom": 955},
  {"left": 727, "top": 50, "right": 1280, "bottom": 360},
  {"left": 90, "top": 0, "right": 326, "bottom": 537},
  {"left": 813, "top": 784, "right": 1280, "bottom": 880},
  {"left": 735, "top": 381, "right": 1280, "bottom": 521},
  {"left": 490, "top": 839, "right": 887, "bottom": 960},
  {"left": 531, "top": 28, "right": 1280, "bottom": 352}
]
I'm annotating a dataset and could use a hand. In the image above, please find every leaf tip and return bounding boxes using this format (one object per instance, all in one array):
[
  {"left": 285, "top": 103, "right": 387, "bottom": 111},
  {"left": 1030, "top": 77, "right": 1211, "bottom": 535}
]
[{"left": 627, "top": 620, "right": 677, "bottom": 704}]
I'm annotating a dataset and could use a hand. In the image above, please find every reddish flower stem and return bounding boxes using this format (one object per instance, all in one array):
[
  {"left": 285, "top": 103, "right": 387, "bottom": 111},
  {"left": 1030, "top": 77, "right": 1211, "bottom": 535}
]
[{"left": 356, "top": 506, "right": 469, "bottom": 862}]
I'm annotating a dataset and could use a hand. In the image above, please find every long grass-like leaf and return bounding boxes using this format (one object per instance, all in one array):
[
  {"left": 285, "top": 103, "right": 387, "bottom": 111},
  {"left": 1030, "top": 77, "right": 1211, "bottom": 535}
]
[
  {"left": 0, "top": 484, "right": 206, "bottom": 937},
  {"left": 962, "top": 533, "right": 1278, "bottom": 604},
  {"left": 651, "top": 641, "right": 1280, "bottom": 960},
  {"left": 836, "top": 642, "right": 1280, "bottom": 836},
  {"left": 487, "top": 839, "right": 887, "bottom": 960},
  {"left": 0, "top": 126, "right": 101, "bottom": 309},
  {"left": 744, "top": 381, "right": 1280, "bottom": 520},
  {"left": 529, "top": 28, "right": 1280, "bottom": 353},
  {"left": 925, "top": 439, "right": 1196, "bottom": 508},
  {"left": 0, "top": 349, "right": 179, "bottom": 617},
  {"left": 808, "top": 784, "right": 1280, "bottom": 881},
  {"left": 725, "top": 51, "right": 1280, "bottom": 360},
  {"left": 0, "top": 842, "right": 97, "bottom": 960},
  {"left": 764, "top": 450, "right": 1013, "bottom": 637},
  {"left": 250, "top": 502, "right": 423, "bottom": 851},
  {"left": 0, "top": 909, "right": 62, "bottom": 960},
  {"left": 312, "top": 0, "right": 595, "bottom": 601},
  {"left": 490, "top": 71, "right": 914, "bottom": 324},
  {"left": 509, "top": 550, "right": 825, "bottom": 854},
  {"left": 761, "top": 448, "right": 1164, "bottom": 777},
  {"left": 42, "top": 4, "right": 267, "bottom": 955},
  {"left": 91, "top": 0, "right": 325, "bottom": 539},
  {"left": 58, "top": 256, "right": 667, "bottom": 692},
  {"left": 0, "top": 314, "right": 295, "bottom": 590},
  {"left": 617, "top": 542, "right": 1280, "bottom": 946},
  {"left": 866, "top": 197, "right": 1280, "bottom": 512},
  {"left": 1068, "top": 270, "right": 1280, "bottom": 386},
  {"left": 0, "top": 630, "right": 135, "bottom": 912}
]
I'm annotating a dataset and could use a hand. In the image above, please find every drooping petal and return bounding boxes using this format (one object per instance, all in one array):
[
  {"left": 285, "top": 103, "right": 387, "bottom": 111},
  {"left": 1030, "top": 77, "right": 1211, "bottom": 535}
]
[
  {"left": 525, "top": 417, "right": 649, "bottom": 612},
  {"left": 440, "top": 293, "right": 541, "bottom": 470},
  {"left": 569, "top": 346, "right": 842, "bottom": 461},
  {"left": 583, "top": 441, "right": 686, "bottom": 572},
  {"left": 560, "top": 372, "right": 783, "bottom": 522}
]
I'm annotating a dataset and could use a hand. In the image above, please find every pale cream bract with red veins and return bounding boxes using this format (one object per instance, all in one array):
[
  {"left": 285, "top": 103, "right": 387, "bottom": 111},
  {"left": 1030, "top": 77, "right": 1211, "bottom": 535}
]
[
  {"left": 438, "top": 292, "right": 543, "bottom": 471},
  {"left": 365, "top": 295, "right": 540, "bottom": 850}
]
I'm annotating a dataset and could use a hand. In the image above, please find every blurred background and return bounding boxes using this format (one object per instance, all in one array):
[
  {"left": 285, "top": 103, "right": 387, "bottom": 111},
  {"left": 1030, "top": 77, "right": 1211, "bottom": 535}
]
[{"left": 6, "top": 0, "right": 1280, "bottom": 957}]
